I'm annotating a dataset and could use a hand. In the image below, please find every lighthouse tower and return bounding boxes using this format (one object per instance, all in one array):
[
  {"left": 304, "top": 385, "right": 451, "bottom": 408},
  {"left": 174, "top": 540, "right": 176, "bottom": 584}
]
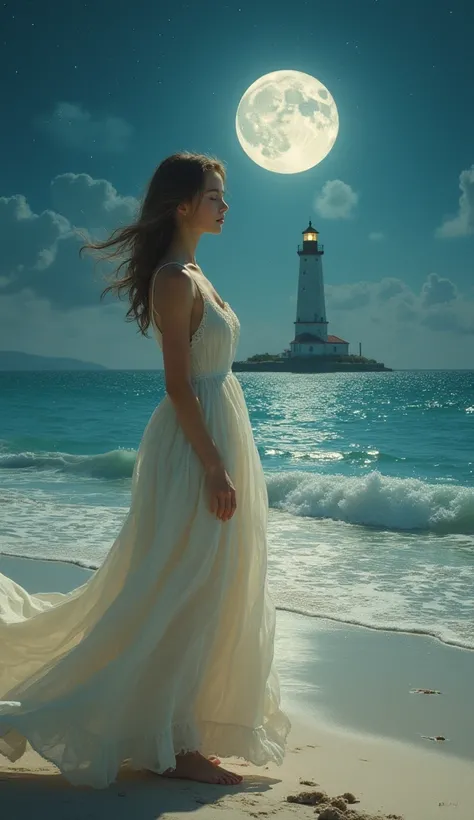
[{"left": 288, "top": 222, "right": 349, "bottom": 358}]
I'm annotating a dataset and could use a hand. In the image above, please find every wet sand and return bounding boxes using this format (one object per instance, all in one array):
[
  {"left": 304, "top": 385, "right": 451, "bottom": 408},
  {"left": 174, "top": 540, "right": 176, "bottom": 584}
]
[{"left": 1, "top": 553, "right": 473, "bottom": 819}]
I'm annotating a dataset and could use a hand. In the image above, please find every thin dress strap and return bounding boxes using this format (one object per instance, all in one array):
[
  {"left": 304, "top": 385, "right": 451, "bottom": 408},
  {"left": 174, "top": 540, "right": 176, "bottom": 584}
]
[{"left": 150, "top": 262, "right": 206, "bottom": 335}]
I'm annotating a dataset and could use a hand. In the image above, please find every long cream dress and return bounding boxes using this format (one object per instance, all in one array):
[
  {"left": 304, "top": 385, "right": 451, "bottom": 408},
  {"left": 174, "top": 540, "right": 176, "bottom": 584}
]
[{"left": 0, "top": 265, "right": 291, "bottom": 788}]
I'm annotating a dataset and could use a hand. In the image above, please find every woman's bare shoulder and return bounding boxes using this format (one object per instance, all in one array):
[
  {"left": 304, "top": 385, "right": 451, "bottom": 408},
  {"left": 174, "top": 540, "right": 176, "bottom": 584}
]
[{"left": 151, "top": 263, "right": 195, "bottom": 302}]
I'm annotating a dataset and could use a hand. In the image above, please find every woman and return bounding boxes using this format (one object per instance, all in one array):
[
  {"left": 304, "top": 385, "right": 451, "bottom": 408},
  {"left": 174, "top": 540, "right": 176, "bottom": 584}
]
[{"left": 0, "top": 152, "right": 291, "bottom": 789}]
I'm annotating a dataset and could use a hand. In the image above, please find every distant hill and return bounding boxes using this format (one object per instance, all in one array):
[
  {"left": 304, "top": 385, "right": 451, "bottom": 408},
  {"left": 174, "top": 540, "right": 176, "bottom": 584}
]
[{"left": 0, "top": 351, "right": 108, "bottom": 371}]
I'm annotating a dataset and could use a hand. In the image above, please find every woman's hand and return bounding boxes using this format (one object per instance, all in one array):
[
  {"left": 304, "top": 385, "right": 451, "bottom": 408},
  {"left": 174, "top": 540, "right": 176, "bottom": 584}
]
[{"left": 205, "top": 464, "right": 237, "bottom": 521}]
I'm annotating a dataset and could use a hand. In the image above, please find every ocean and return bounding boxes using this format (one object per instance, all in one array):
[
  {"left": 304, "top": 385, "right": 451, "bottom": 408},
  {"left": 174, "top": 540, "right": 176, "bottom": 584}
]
[{"left": 1, "top": 369, "right": 473, "bottom": 650}]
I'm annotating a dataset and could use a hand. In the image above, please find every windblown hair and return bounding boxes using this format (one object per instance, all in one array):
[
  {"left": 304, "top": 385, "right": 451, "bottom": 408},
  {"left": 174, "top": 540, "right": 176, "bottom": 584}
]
[{"left": 80, "top": 152, "right": 226, "bottom": 336}]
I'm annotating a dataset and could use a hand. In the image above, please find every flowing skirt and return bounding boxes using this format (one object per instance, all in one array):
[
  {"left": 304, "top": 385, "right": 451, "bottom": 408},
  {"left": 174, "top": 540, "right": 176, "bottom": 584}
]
[{"left": 0, "top": 373, "right": 290, "bottom": 788}]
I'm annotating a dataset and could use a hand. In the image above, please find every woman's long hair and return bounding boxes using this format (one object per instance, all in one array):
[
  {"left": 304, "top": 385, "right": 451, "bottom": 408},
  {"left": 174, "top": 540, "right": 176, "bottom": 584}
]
[{"left": 80, "top": 152, "right": 226, "bottom": 336}]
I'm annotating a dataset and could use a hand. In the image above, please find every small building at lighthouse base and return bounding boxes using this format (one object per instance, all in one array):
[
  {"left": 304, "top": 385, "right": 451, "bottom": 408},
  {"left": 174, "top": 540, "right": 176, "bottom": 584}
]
[{"left": 288, "top": 332, "right": 349, "bottom": 358}]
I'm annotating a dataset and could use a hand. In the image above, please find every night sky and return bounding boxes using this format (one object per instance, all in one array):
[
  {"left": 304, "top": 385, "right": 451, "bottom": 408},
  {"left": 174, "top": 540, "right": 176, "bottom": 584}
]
[{"left": 1, "top": 0, "right": 473, "bottom": 369}]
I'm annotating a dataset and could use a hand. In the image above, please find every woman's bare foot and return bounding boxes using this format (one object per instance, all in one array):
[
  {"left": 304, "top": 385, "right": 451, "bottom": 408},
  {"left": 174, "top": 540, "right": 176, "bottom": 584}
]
[
  {"left": 209, "top": 754, "right": 221, "bottom": 765},
  {"left": 162, "top": 751, "right": 242, "bottom": 785}
]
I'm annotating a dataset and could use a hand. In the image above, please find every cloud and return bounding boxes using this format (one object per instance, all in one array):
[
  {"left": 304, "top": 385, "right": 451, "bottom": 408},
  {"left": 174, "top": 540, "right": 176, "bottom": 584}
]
[
  {"left": 395, "top": 300, "right": 419, "bottom": 324},
  {"left": 324, "top": 274, "right": 474, "bottom": 368},
  {"left": 435, "top": 164, "right": 474, "bottom": 238},
  {"left": 36, "top": 102, "right": 134, "bottom": 153},
  {"left": 369, "top": 231, "right": 385, "bottom": 241},
  {"left": 376, "top": 277, "right": 406, "bottom": 301},
  {"left": 326, "top": 277, "right": 409, "bottom": 310},
  {"left": 0, "top": 226, "right": 102, "bottom": 309},
  {"left": 325, "top": 281, "right": 371, "bottom": 309},
  {"left": 421, "top": 301, "right": 474, "bottom": 335},
  {"left": 0, "top": 173, "right": 139, "bottom": 308},
  {"left": 0, "top": 194, "right": 70, "bottom": 275},
  {"left": 0, "top": 174, "right": 157, "bottom": 368},
  {"left": 314, "top": 180, "right": 358, "bottom": 219},
  {"left": 421, "top": 272, "right": 458, "bottom": 307},
  {"left": 326, "top": 273, "right": 474, "bottom": 336},
  {"left": 51, "top": 173, "right": 138, "bottom": 233}
]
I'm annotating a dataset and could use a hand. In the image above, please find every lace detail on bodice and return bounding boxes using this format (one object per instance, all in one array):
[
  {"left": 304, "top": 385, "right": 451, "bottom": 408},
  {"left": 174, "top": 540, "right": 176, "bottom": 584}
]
[
  {"left": 204, "top": 295, "right": 240, "bottom": 348},
  {"left": 190, "top": 296, "right": 209, "bottom": 348}
]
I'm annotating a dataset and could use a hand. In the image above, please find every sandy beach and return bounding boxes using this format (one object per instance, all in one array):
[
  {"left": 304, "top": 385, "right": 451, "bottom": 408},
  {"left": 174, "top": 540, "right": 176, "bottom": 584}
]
[{"left": 1, "top": 555, "right": 473, "bottom": 819}]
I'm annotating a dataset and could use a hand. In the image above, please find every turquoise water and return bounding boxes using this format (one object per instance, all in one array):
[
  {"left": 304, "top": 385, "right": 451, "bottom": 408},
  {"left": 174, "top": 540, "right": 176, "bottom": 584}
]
[{"left": 1, "top": 370, "right": 473, "bottom": 648}]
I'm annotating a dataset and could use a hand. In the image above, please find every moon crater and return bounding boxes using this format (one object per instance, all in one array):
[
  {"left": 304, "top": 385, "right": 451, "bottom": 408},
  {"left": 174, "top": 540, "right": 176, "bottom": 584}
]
[{"left": 236, "top": 70, "right": 339, "bottom": 174}]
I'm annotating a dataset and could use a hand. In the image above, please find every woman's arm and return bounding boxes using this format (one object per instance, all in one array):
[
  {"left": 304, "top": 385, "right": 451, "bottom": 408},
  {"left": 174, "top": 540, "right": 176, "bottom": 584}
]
[{"left": 151, "top": 266, "right": 236, "bottom": 521}]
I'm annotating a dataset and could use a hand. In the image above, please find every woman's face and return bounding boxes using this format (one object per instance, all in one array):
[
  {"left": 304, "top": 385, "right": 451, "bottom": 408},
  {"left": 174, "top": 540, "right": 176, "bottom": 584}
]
[{"left": 191, "top": 170, "right": 229, "bottom": 235}]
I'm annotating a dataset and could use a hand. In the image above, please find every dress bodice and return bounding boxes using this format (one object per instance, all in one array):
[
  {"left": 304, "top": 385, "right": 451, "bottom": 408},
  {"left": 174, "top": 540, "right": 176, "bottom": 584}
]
[{"left": 150, "top": 265, "right": 240, "bottom": 381}]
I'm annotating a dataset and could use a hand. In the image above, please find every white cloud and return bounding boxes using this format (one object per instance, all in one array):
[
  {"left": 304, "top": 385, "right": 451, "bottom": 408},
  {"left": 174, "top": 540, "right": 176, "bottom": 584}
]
[
  {"left": 435, "top": 164, "right": 474, "bottom": 238},
  {"left": 51, "top": 173, "right": 138, "bottom": 233},
  {"left": 326, "top": 277, "right": 410, "bottom": 311},
  {"left": 326, "top": 273, "right": 473, "bottom": 337},
  {"left": 325, "top": 274, "right": 474, "bottom": 369},
  {"left": 0, "top": 174, "right": 138, "bottom": 309},
  {"left": 0, "top": 194, "right": 70, "bottom": 276},
  {"left": 325, "top": 281, "right": 372, "bottom": 309},
  {"left": 369, "top": 231, "right": 385, "bottom": 241},
  {"left": 36, "top": 102, "right": 134, "bottom": 154},
  {"left": 421, "top": 300, "right": 474, "bottom": 335},
  {"left": 314, "top": 179, "right": 358, "bottom": 219},
  {"left": 376, "top": 277, "right": 406, "bottom": 301},
  {"left": 421, "top": 272, "right": 458, "bottom": 307}
]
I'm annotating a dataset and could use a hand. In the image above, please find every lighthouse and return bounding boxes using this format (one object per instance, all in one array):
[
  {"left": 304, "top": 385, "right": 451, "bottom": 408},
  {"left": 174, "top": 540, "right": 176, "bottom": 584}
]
[{"left": 288, "top": 221, "right": 349, "bottom": 358}]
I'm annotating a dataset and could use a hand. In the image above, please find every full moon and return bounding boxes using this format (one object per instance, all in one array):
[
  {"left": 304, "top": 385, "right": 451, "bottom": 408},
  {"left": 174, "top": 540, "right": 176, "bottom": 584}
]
[{"left": 235, "top": 70, "right": 339, "bottom": 174}]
